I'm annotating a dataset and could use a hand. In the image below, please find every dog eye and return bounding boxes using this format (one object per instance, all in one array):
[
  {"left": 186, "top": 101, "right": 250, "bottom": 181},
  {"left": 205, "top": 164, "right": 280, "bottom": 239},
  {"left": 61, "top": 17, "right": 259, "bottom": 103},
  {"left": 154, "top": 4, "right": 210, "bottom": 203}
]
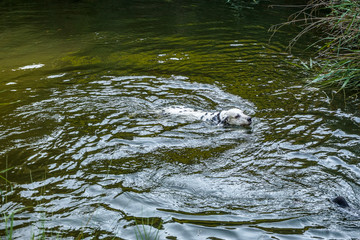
[{"left": 235, "top": 115, "right": 240, "bottom": 119}]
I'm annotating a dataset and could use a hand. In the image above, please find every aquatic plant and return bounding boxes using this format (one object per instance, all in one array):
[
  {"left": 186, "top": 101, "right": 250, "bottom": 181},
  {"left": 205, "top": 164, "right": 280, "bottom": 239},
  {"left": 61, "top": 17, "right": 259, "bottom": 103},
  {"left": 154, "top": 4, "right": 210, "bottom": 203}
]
[
  {"left": 0, "top": 165, "right": 13, "bottom": 205},
  {"left": 270, "top": 0, "right": 360, "bottom": 92},
  {"left": 1, "top": 167, "right": 20, "bottom": 240},
  {"left": 134, "top": 217, "right": 161, "bottom": 240},
  {"left": 3, "top": 208, "right": 23, "bottom": 240},
  {"left": 0, "top": 168, "right": 12, "bottom": 185}
]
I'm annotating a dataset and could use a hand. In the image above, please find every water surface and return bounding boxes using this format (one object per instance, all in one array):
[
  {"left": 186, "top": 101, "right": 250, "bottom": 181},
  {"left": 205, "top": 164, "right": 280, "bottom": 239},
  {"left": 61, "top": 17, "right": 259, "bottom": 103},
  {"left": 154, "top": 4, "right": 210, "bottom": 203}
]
[{"left": 1, "top": 0, "right": 360, "bottom": 239}]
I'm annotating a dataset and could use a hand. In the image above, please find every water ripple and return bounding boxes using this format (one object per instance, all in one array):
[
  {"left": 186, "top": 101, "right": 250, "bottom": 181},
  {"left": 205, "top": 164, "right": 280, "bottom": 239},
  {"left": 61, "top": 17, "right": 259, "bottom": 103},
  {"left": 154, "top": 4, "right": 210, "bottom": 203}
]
[{"left": 1, "top": 1, "right": 360, "bottom": 238}]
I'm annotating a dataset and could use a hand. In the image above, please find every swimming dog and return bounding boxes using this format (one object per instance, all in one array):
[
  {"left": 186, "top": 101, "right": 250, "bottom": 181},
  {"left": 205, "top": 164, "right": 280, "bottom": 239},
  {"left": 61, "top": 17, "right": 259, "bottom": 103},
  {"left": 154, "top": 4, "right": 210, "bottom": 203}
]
[{"left": 162, "top": 106, "right": 252, "bottom": 126}]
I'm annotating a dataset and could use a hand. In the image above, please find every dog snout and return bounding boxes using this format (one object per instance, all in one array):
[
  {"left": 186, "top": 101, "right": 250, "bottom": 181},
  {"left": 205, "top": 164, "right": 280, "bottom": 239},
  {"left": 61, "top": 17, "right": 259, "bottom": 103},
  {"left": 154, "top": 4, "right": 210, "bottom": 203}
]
[{"left": 247, "top": 117, "right": 252, "bottom": 123}]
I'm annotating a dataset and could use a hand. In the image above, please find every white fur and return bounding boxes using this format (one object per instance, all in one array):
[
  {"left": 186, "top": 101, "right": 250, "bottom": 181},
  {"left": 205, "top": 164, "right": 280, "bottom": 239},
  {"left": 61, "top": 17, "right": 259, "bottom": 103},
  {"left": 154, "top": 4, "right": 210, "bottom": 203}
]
[{"left": 163, "top": 106, "right": 252, "bottom": 126}]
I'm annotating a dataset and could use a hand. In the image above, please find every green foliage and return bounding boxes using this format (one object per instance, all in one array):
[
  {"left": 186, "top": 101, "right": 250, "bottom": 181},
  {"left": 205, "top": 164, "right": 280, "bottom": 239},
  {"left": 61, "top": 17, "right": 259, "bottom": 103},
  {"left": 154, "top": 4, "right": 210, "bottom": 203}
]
[
  {"left": 3, "top": 208, "right": 28, "bottom": 240},
  {"left": 285, "top": 58, "right": 318, "bottom": 71},
  {"left": 271, "top": 0, "right": 360, "bottom": 92},
  {"left": 0, "top": 168, "right": 13, "bottom": 185},
  {"left": 312, "top": 59, "right": 360, "bottom": 90},
  {"left": 134, "top": 218, "right": 161, "bottom": 240}
]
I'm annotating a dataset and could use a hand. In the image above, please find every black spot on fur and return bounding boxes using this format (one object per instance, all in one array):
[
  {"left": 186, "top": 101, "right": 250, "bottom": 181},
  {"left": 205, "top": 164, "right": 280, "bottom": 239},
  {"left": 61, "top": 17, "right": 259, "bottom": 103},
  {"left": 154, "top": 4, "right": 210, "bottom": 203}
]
[
  {"left": 220, "top": 117, "right": 228, "bottom": 125},
  {"left": 211, "top": 112, "right": 221, "bottom": 124}
]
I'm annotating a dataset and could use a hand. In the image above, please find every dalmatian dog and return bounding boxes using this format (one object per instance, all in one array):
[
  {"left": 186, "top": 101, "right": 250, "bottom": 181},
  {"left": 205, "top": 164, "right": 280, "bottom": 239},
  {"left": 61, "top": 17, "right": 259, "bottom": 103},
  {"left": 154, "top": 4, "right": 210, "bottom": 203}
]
[{"left": 162, "top": 106, "right": 252, "bottom": 126}]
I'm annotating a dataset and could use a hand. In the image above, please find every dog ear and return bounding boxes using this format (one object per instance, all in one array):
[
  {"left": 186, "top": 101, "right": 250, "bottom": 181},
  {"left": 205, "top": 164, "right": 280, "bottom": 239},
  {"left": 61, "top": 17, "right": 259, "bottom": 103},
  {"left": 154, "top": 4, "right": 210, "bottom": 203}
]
[{"left": 219, "top": 116, "right": 228, "bottom": 125}]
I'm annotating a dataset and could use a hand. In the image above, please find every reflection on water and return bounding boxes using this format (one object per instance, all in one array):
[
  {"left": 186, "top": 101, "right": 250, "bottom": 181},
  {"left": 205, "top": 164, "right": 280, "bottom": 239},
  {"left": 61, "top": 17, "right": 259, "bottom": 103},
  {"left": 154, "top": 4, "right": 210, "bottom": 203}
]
[{"left": 1, "top": 0, "right": 360, "bottom": 239}]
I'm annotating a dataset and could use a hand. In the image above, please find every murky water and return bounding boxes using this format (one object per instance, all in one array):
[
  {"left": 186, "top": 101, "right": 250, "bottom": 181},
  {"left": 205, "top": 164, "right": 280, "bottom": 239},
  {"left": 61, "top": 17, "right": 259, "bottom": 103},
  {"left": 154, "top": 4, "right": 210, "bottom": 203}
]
[{"left": 1, "top": 0, "right": 360, "bottom": 239}]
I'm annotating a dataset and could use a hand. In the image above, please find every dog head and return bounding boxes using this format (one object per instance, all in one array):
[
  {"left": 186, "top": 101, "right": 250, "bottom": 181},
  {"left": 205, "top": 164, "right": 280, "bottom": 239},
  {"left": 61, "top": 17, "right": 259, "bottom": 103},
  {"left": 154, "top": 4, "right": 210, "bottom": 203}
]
[{"left": 219, "top": 108, "right": 252, "bottom": 126}]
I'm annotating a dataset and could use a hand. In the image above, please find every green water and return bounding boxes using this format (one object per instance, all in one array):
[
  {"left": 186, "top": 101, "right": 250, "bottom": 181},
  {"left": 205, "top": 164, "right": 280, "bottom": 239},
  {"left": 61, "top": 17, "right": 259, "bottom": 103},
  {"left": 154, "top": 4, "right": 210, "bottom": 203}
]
[{"left": 1, "top": 0, "right": 360, "bottom": 239}]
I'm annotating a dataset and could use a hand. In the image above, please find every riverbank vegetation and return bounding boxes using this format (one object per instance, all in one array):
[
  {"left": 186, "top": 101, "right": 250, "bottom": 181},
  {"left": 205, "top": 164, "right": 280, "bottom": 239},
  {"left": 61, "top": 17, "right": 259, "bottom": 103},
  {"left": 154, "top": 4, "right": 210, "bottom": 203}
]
[{"left": 271, "top": 0, "right": 360, "bottom": 93}]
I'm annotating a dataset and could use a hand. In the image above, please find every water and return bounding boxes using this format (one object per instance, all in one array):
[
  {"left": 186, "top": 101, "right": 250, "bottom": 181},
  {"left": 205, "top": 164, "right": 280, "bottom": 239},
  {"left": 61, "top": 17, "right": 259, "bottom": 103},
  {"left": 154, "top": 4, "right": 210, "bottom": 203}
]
[{"left": 1, "top": 0, "right": 360, "bottom": 239}]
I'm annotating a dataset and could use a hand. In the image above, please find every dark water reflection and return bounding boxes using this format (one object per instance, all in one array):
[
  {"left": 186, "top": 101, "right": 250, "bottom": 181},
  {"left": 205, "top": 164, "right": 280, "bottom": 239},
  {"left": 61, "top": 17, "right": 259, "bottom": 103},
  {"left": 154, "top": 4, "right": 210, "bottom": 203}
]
[{"left": 1, "top": 0, "right": 360, "bottom": 239}]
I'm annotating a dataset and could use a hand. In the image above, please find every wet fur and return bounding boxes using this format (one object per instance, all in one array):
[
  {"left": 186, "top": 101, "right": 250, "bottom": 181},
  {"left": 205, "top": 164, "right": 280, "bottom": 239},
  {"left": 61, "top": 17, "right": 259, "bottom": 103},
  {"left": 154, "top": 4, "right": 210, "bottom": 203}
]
[{"left": 162, "top": 106, "right": 252, "bottom": 126}]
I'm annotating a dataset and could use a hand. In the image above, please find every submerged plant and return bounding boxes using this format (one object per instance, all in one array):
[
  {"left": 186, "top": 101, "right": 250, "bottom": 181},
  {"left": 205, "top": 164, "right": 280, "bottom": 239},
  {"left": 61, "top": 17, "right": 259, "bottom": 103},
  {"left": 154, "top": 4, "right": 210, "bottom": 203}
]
[
  {"left": 134, "top": 217, "right": 161, "bottom": 240},
  {"left": 0, "top": 168, "right": 12, "bottom": 185},
  {"left": 1, "top": 167, "right": 13, "bottom": 204},
  {"left": 3, "top": 207, "right": 28, "bottom": 240}
]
